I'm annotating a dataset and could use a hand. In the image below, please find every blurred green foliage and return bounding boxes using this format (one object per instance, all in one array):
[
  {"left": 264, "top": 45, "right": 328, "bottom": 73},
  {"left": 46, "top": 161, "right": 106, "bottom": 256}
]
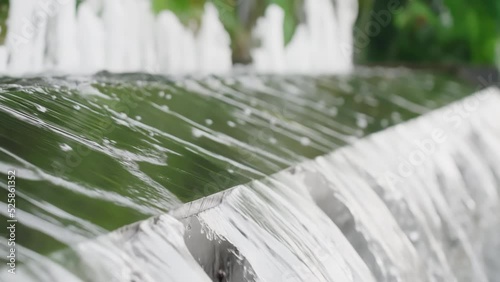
[
  {"left": 268, "top": 0, "right": 302, "bottom": 44},
  {"left": 0, "top": 0, "right": 498, "bottom": 66},
  {"left": 357, "top": 0, "right": 500, "bottom": 66},
  {"left": 152, "top": 0, "right": 205, "bottom": 24},
  {"left": 152, "top": 0, "right": 300, "bottom": 42},
  {"left": 151, "top": 0, "right": 500, "bottom": 67},
  {"left": 152, "top": 0, "right": 302, "bottom": 63}
]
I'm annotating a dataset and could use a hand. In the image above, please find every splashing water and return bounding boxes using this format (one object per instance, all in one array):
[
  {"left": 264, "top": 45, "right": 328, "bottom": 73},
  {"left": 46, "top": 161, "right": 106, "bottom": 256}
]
[{"left": 0, "top": 0, "right": 358, "bottom": 75}]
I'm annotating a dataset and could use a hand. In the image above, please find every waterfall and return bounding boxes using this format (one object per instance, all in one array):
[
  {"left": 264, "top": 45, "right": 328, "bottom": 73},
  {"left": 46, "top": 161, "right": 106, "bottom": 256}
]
[
  {"left": 7, "top": 87, "right": 500, "bottom": 282},
  {"left": 0, "top": 0, "right": 357, "bottom": 75},
  {"left": 253, "top": 0, "right": 358, "bottom": 74}
]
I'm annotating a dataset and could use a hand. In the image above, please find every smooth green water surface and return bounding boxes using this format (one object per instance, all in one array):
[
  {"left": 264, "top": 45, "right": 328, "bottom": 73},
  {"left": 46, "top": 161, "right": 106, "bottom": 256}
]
[{"left": 0, "top": 68, "right": 474, "bottom": 261}]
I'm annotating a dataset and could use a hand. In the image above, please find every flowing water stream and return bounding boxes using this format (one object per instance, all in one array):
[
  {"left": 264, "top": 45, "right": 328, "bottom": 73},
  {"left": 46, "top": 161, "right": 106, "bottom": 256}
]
[
  {"left": 0, "top": 0, "right": 499, "bottom": 281},
  {"left": 1, "top": 68, "right": 499, "bottom": 281}
]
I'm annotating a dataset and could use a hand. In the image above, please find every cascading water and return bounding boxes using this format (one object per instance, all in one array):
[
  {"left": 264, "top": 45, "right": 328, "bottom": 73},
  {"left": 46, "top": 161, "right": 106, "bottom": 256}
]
[
  {"left": 0, "top": 0, "right": 358, "bottom": 75},
  {"left": 0, "top": 0, "right": 233, "bottom": 75},
  {"left": 0, "top": 0, "right": 499, "bottom": 281},
  {"left": 253, "top": 0, "right": 357, "bottom": 73},
  {"left": 3, "top": 86, "right": 499, "bottom": 282}
]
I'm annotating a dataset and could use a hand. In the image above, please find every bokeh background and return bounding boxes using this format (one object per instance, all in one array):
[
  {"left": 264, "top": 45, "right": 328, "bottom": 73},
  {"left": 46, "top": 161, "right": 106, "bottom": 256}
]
[
  {"left": 0, "top": 0, "right": 499, "bottom": 67},
  {"left": 357, "top": 0, "right": 500, "bottom": 67}
]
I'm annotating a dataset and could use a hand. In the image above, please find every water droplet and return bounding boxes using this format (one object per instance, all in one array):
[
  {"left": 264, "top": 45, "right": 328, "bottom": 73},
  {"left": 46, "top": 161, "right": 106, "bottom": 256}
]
[
  {"left": 465, "top": 199, "right": 476, "bottom": 211},
  {"left": 135, "top": 116, "right": 142, "bottom": 121},
  {"left": 35, "top": 105, "right": 47, "bottom": 113},
  {"left": 166, "top": 94, "right": 172, "bottom": 100},
  {"left": 158, "top": 91, "right": 165, "bottom": 98},
  {"left": 244, "top": 108, "right": 252, "bottom": 116},
  {"left": 300, "top": 137, "right": 311, "bottom": 146},
  {"left": 409, "top": 231, "right": 420, "bottom": 242},
  {"left": 356, "top": 115, "right": 368, "bottom": 128},
  {"left": 227, "top": 121, "right": 236, "bottom": 127},
  {"left": 205, "top": 119, "right": 213, "bottom": 126},
  {"left": 73, "top": 105, "right": 81, "bottom": 110},
  {"left": 192, "top": 128, "right": 204, "bottom": 138},
  {"left": 59, "top": 143, "right": 72, "bottom": 152},
  {"left": 391, "top": 112, "right": 402, "bottom": 122}
]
